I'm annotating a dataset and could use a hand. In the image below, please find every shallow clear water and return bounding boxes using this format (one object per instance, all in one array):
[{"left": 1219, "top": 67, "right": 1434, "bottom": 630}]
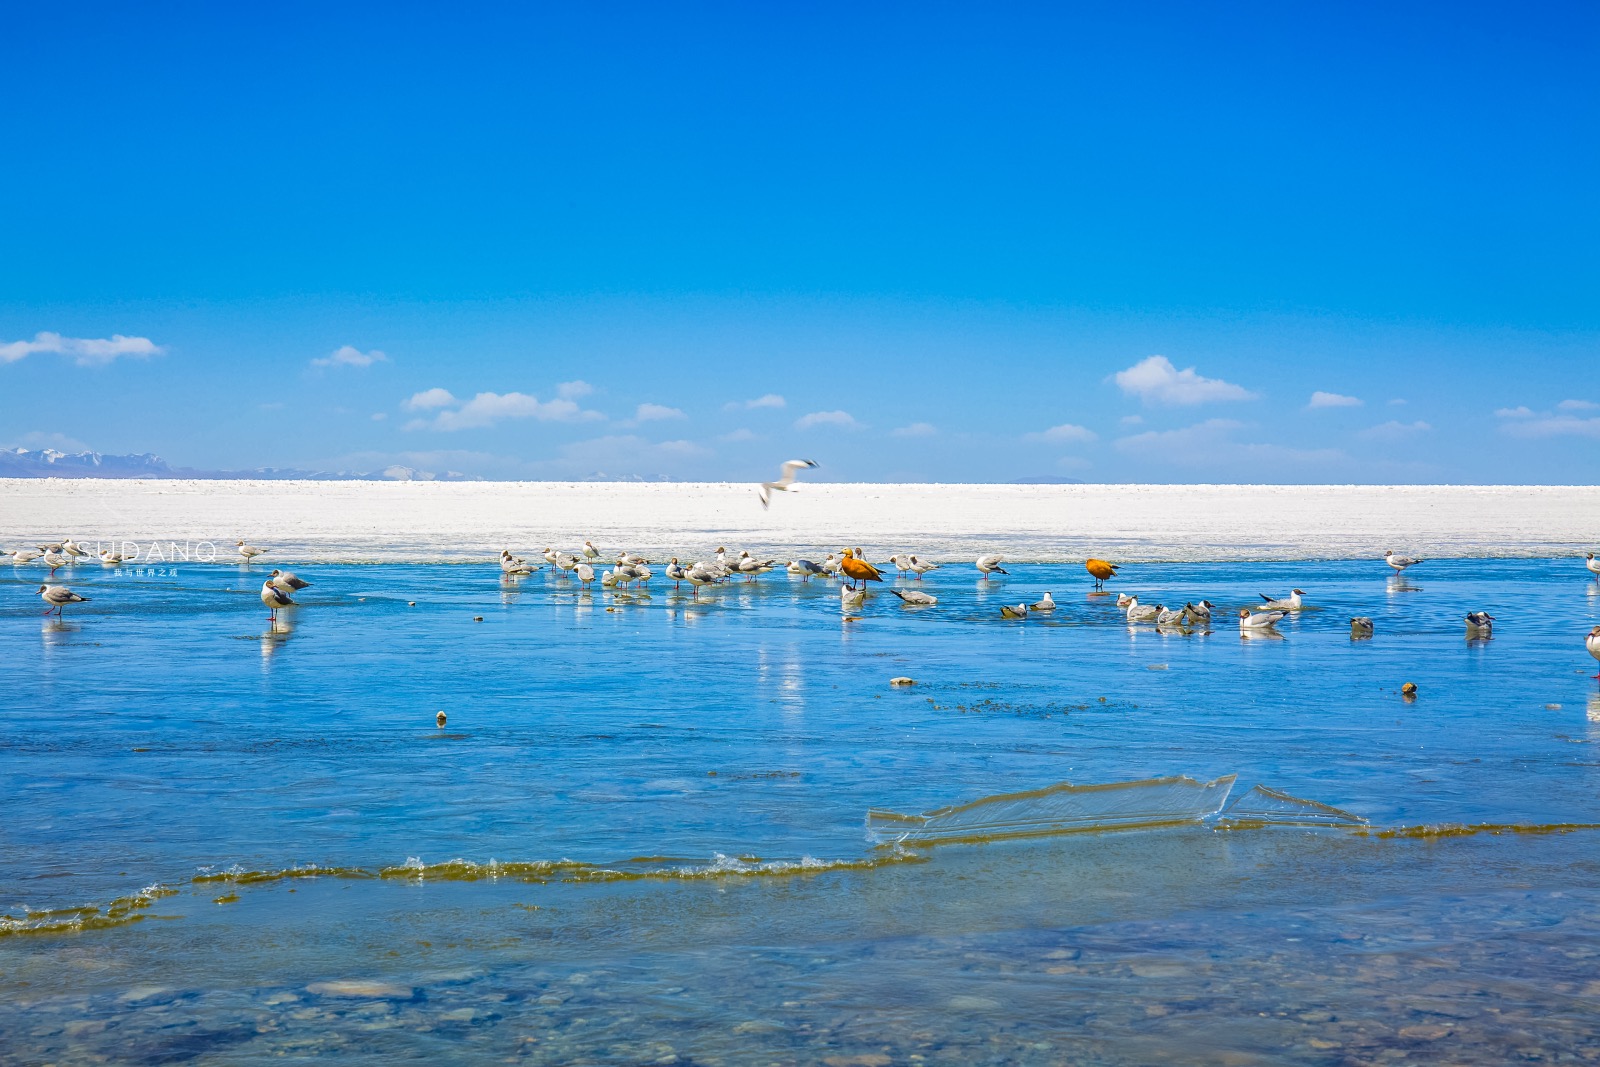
[{"left": 4, "top": 559, "right": 1600, "bottom": 1064}]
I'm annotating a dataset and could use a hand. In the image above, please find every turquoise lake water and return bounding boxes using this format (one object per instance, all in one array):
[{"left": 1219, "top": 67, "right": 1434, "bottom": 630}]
[{"left": 4, "top": 558, "right": 1600, "bottom": 1064}]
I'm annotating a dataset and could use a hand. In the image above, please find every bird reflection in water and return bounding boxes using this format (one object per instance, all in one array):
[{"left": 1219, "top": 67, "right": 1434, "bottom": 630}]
[{"left": 261, "top": 609, "right": 296, "bottom": 661}]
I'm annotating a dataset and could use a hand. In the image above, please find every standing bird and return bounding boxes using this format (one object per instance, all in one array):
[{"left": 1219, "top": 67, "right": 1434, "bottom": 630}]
[
  {"left": 61, "top": 538, "right": 89, "bottom": 558},
  {"left": 583, "top": 540, "right": 601, "bottom": 560},
  {"left": 1350, "top": 617, "right": 1374, "bottom": 639},
  {"left": 269, "top": 569, "right": 312, "bottom": 592},
  {"left": 665, "top": 559, "right": 687, "bottom": 587},
  {"left": 819, "top": 553, "right": 841, "bottom": 576},
  {"left": 1465, "top": 611, "right": 1494, "bottom": 637},
  {"left": 759, "top": 459, "right": 819, "bottom": 509},
  {"left": 685, "top": 562, "right": 723, "bottom": 599},
  {"left": 1586, "top": 552, "right": 1600, "bottom": 582},
  {"left": 1384, "top": 550, "right": 1422, "bottom": 573},
  {"left": 908, "top": 555, "right": 939, "bottom": 579},
  {"left": 500, "top": 550, "right": 536, "bottom": 577},
  {"left": 976, "top": 554, "right": 1007, "bottom": 578},
  {"left": 838, "top": 549, "right": 884, "bottom": 590},
  {"left": 575, "top": 562, "right": 595, "bottom": 586},
  {"left": 1587, "top": 626, "right": 1600, "bottom": 677},
  {"left": 41, "top": 546, "right": 68, "bottom": 574},
  {"left": 260, "top": 579, "right": 294, "bottom": 623},
  {"left": 890, "top": 588, "right": 938, "bottom": 607},
  {"left": 1084, "top": 558, "right": 1118, "bottom": 590},
  {"left": 789, "top": 559, "right": 825, "bottom": 582},
  {"left": 38, "top": 584, "right": 90, "bottom": 616},
  {"left": 237, "top": 540, "right": 267, "bottom": 565}
]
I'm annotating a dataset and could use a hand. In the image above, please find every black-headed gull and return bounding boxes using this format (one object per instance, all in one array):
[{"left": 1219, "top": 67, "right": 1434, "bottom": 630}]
[
  {"left": 999, "top": 603, "right": 1027, "bottom": 619},
  {"left": 788, "top": 559, "right": 825, "bottom": 581},
  {"left": 1350, "top": 616, "right": 1374, "bottom": 638},
  {"left": 890, "top": 588, "right": 937, "bottom": 606},
  {"left": 260, "top": 579, "right": 294, "bottom": 622},
  {"left": 269, "top": 569, "right": 312, "bottom": 592},
  {"left": 1465, "top": 611, "right": 1494, "bottom": 636},
  {"left": 665, "top": 559, "right": 687, "bottom": 587},
  {"left": 1384, "top": 550, "right": 1421, "bottom": 573},
  {"left": 98, "top": 550, "right": 123, "bottom": 565},
  {"left": 583, "top": 540, "right": 601, "bottom": 560},
  {"left": 237, "top": 540, "right": 267, "bottom": 564},
  {"left": 1587, "top": 626, "right": 1600, "bottom": 676},
  {"left": 38, "top": 584, "right": 90, "bottom": 615},
  {"left": 61, "top": 538, "right": 89, "bottom": 558},
  {"left": 908, "top": 555, "right": 939, "bottom": 579},
  {"left": 41, "top": 547, "right": 68, "bottom": 573},
  {"left": 575, "top": 562, "right": 595, "bottom": 586},
  {"left": 1586, "top": 552, "right": 1600, "bottom": 582},
  {"left": 7, "top": 548, "right": 42, "bottom": 565},
  {"left": 685, "top": 562, "right": 723, "bottom": 599},
  {"left": 976, "top": 554, "right": 1007, "bottom": 577},
  {"left": 759, "top": 459, "right": 819, "bottom": 509},
  {"left": 1031, "top": 592, "right": 1056, "bottom": 613},
  {"left": 500, "top": 550, "right": 537, "bottom": 577},
  {"left": 820, "top": 553, "right": 841, "bottom": 576},
  {"left": 1238, "top": 608, "right": 1286, "bottom": 631},
  {"left": 1182, "top": 600, "right": 1213, "bottom": 625},
  {"left": 1124, "top": 597, "right": 1158, "bottom": 623},
  {"left": 1156, "top": 605, "right": 1186, "bottom": 627},
  {"left": 1259, "top": 589, "right": 1305, "bottom": 611}
]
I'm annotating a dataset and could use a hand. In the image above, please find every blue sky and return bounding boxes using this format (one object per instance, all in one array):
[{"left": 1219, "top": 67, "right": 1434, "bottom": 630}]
[{"left": 1, "top": 2, "right": 1595, "bottom": 482}]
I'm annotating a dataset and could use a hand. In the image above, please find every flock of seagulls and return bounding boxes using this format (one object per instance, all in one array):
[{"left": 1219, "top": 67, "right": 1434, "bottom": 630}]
[{"left": 10, "top": 536, "right": 1600, "bottom": 676}]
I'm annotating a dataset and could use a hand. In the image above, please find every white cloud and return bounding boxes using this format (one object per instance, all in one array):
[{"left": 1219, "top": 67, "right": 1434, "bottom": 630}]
[
  {"left": 311, "top": 345, "right": 388, "bottom": 369},
  {"left": 406, "top": 390, "right": 604, "bottom": 431},
  {"left": 1357, "top": 420, "right": 1433, "bottom": 442},
  {"left": 1388, "top": 398, "right": 1408, "bottom": 406},
  {"left": 1308, "top": 391, "right": 1362, "bottom": 409},
  {"left": 891, "top": 422, "right": 937, "bottom": 438},
  {"left": 1494, "top": 406, "right": 1534, "bottom": 418},
  {"left": 718, "top": 428, "right": 760, "bottom": 443},
  {"left": 795, "top": 410, "right": 859, "bottom": 430},
  {"left": 0, "top": 331, "right": 164, "bottom": 366},
  {"left": 1116, "top": 418, "right": 1344, "bottom": 469},
  {"left": 1111, "top": 355, "right": 1256, "bottom": 406},
  {"left": 633, "top": 402, "right": 687, "bottom": 423},
  {"left": 725, "top": 393, "right": 786, "bottom": 411},
  {"left": 371, "top": 412, "right": 387, "bottom": 421},
  {"left": 1119, "top": 415, "right": 1144, "bottom": 426},
  {"left": 1557, "top": 399, "right": 1599, "bottom": 412},
  {"left": 1501, "top": 415, "right": 1600, "bottom": 439},
  {"left": 656, "top": 439, "right": 711, "bottom": 456},
  {"left": 1026, "top": 423, "right": 1097, "bottom": 444},
  {"left": 8, "top": 430, "right": 92, "bottom": 452},
  {"left": 405, "top": 388, "right": 459, "bottom": 411},
  {"left": 557, "top": 380, "right": 594, "bottom": 400}
]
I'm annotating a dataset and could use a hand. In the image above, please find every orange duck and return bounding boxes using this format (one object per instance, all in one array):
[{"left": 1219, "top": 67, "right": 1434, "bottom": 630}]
[
  {"left": 839, "top": 548, "right": 884, "bottom": 590},
  {"left": 1084, "top": 558, "right": 1118, "bottom": 590}
]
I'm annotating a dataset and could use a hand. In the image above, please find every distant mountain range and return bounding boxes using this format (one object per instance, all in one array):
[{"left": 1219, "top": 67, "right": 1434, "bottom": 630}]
[{"left": 0, "top": 447, "right": 478, "bottom": 481}]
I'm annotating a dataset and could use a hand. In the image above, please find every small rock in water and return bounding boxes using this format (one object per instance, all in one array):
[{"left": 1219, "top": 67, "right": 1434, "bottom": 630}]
[
  {"left": 890, "top": 677, "right": 915, "bottom": 687},
  {"left": 306, "top": 980, "right": 415, "bottom": 1000},
  {"left": 1146, "top": 663, "right": 1169, "bottom": 671},
  {"left": 473, "top": 615, "right": 484, "bottom": 622}
]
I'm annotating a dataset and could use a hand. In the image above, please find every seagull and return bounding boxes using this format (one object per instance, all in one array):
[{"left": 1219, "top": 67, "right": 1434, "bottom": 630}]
[
  {"left": 60, "top": 538, "right": 89, "bottom": 558},
  {"left": 98, "top": 550, "right": 123, "bottom": 565},
  {"left": 1587, "top": 626, "right": 1600, "bottom": 677},
  {"left": 601, "top": 568, "right": 620, "bottom": 589},
  {"left": 632, "top": 564, "right": 653, "bottom": 584},
  {"left": 583, "top": 540, "right": 601, "bottom": 560},
  {"left": 617, "top": 551, "right": 649, "bottom": 567},
  {"left": 38, "top": 584, "right": 90, "bottom": 616},
  {"left": 269, "top": 569, "right": 311, "bottom": 592},
  {"left": 1586, "top": 552, "right": 1600, "bottom": 582},
  {"left": 41, "top": 547, "right": 68, "bottom": 574},
  {"left": 759, "top": 459, "right": 819, "bottom": 509},
  {"left": 7, "top": 548, "right": 43, "bottom": 565},
  {"left": 1124, "top": 597, "right": 1158, "bottom": 623},
  {"left": 1350, "top": 617, "right": 1374, "bottom": 638},
  {"left": 976, "top": 554, "right": 1007, "bottom": 578},
  {"left": 1030, "top": 592, "right": 1056, "bottom": 613},
  {"left": 1116, "top": 593, "right": 1135, "bottom": 609},
  {"left": 500, "top": 550, "right": 537, "bottom": 577},
  {"left": 839, "top": 549, "right": 884, "bottom": 590},
  {"left": 888, "top": 554, "right": 916, "bottom": 580},
  {"left": 1465, "top": 611, "right": 1494, "bottom": 636},
  {"left": 543, "top": 547, "right": 560, "bottom": 565},
  {"left": 575, "top": 562, "right": 595, "bottom": 586},
  {"left": 555, "top": 553, "right": 580, "bottom": 577},
  {"left": 819, "top": 553, "right": 841, "bottom": 576},
  {"left": 1384, "top": 550, "right": 1422, "bottom": 573},
  {"left": 736, "top": 551, "right": 776, "bottom": 581},
  {"left": 840, "top": 584, "right": 867, "bottom": 610},
  {"left": 789, "top": 559, "right": 825, "bottom": 582},
  {"left": 1085, "top": 558, "right": 1118, "bottom": 589},
  {"left": 1183, "top": 601, "right": 1213, "bottom": 626},
  {"left": 1259, "top": 589, "right": 1305, "bottom": 611},
  {"left": 1239, "top": 608, "right": 1286, "bottom": 631},
  {"left": 260, "top": 579, "right": 294, "bottom": 622},
  {"left": 908, "top": 555, "right": 939, "bottom": 579},
  {"left": 1156, "top": 605, "right": 1186, "bottom": 627},
  {"left": 1000, "top": 603, "right": 1028, "bottom": 619},
  {"left": 890, "top": 588, "right": 938, "bottom": 606},
  {"left": 237, "top": 540, "right": 267, "bottom": 564},
  {"left": 665, "top": 559, "right": 687, "bottom": 587},
  {"left": 685, "top": 563, "right": 722, "bottom": 599}
]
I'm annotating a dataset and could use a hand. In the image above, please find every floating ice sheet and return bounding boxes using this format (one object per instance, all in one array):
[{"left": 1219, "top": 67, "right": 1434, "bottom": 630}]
[
  {"left": 1215, "top": 784, "right": 1368, "bottom": 829},
  {"left": 866, "top": 774, "right": 1238, "bottom": 846}
]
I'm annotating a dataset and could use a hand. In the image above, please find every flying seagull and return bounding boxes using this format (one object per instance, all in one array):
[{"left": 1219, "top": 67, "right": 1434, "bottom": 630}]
[{"left": 759, "top": 459, "right": 819, "bottom": 509}]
